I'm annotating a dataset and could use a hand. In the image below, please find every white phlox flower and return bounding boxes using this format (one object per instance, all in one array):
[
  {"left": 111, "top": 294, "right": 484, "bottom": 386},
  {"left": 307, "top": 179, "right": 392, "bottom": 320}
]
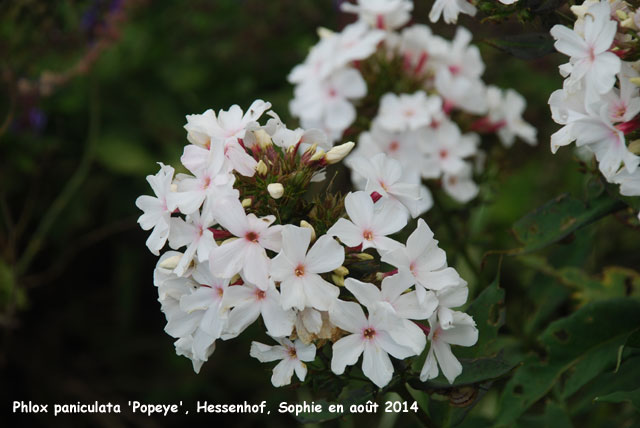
[
  {"left": 420, "top": 311, "right": 478, "bottom": 384},
  {"left": 250, "top": 337, "right": 316, "bottom": 387},
  {"left": 347, "top": 153, "right": 429, "bottom": 218},
  {"left": 271, "top": 225, "right": 344, "bottom": 311},
  {"left": 550, "top": 1, "right": 621, "bottom": 96},
  {"left": 420, "top": 122, "right": 478, "bottom": 179},
  {"left": 345, "top": 272, "right": 435, "bottom": 353},
  {"left": 486, "top": 86, "right": 537, "bottom": 147},
  {"left": 428, "top": 0, "right": 477, "bottom": 24},
  {"left": 168, "top": 209, "right": 217, "bottom": 277},
  {"left": 341, "top": 0, "right": 414, "bottom": 31},
  {"left": 209, "top": 197, "right": 283, "bottom": 288},
  {"left": 382, "top": 219, "right": 462, "bottom": 302},
  {"left": 327, "top": 190, "right": 406, "bottom": 252},
  {"left": 329, "top": 299, "right": 422, "bottom": 388},
  {"left": 376, "top": 91, "right": 442, "bottom": 132},
  {"left": 136, "top": 163, "right": 175, "bottom": 255},
  {"left": 442, "top": 163, "right": 479, "bottom": 203},
  {"left": 221, "top": 279, "right": 295, "bottom": 339}
]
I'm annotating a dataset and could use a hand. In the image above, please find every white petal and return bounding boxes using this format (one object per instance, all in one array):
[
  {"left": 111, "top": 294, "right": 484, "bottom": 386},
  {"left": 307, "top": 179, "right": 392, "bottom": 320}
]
[
  {"left": 305, "top": 235, "right": 345, "bottom": 273},
  {"left": 433, "top": 341, "right": 462, "bottom": 384},
  {"left": 329, "top": 300, "right": 368, "bottom": 333},
  {"left": 362, "top": 341, "right": 394, "bottom": 388},
  {"left": 331, "top": 334, "right": 364, "bottom": 374}
]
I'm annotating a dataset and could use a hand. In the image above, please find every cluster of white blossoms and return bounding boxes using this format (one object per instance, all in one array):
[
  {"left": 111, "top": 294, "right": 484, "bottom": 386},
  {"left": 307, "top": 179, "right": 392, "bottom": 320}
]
[
  {"left": 549, "top": 0, "right": 640, "bottom": 219},
  {"left": 136, "top": 100, "right": 478, "bottom": 389},
  {"left": 290, "top": 0, "right": 536, "bottom": 207}
]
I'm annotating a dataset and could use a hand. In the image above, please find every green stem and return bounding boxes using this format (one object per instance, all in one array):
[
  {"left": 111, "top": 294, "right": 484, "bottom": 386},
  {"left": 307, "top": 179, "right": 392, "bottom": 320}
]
[
  {"left": 429, "top": 190, "right": 482, "bottom": 285},
  {"left": 16, "top": 83, "right": 100, "bottom": 275}
]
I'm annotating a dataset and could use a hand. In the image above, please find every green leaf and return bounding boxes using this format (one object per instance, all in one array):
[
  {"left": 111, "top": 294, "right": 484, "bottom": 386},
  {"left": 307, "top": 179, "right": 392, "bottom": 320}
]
[
  {"left": 484, "top": 33, "right": 556, "bottom": 60},
  {"left": 511, "top": 193, "right": 624, "bottom": 253},
  {"left": 458, "top": 274, "right": 505, "bottom": 358},
  {"left": 595, "top": 388, "right": 640, "bottom": 411},
  {"left": 518, "top": 255, "right": 640, "bottom": 305},
  {"left": 496, "top": 298, "right": 640, "bottom": 425},
  {"left": 95, "top": 134, "right": 156, "bottom": 176},
  {"left": 410, "top": 354, "right": 517, "bottom": 389}
]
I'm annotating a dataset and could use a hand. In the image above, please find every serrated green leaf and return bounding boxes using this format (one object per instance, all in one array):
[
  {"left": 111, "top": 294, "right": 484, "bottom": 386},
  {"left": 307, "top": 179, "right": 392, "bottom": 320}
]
[
  {"left": 511, "top": 193, "right": 624, "bottom": 253},
  {"left": 496, "top": 298, "right": 640, "bottom": 425}
]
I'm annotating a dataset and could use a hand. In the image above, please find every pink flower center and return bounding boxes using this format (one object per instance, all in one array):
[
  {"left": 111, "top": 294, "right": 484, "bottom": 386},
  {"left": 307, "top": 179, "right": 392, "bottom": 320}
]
[
  {"left": 388, "top": 140, "right": 400, "bottom": 152},
  {"left": 245, "top": 231, "right": 259, "bottom": 243},
  {"left": 328, "top": 87, "right": 337, "bottom": 98},
  {"left": 215, "top": 286, "right": 224, "bottom": 298},
  {"left": 362, "top": 327, "right": 377, "bottom": 340},
  {"left": 294, "top": 264, "right": 305, "bottom": 277},
  {"left": 255, "top": 289, "right": 266, "bottom": 300},
  {"left": 203, "top": 176, "right": 211, "bottom": 189},
  {"left": 439, "top": 149, "right": 448, "bottom": 159},
  {"left": 287, "top": 346, "right": 297, "bottom": 359},
  {"left": 363, "top": 229, "right": 374, "bottom": 241},
  {"left": 449, "top": 65, "right": 460, "bottom": 75}
]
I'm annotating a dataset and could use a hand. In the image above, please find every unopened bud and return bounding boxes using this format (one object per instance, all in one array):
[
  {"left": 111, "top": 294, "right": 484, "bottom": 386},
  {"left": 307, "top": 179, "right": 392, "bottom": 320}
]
[
  {"left": 629, "top": 139, "right": 640, "bottom": 155},
  {"left": 354, "top": 253, "right": 374, "bottom": 261},
  {"left": 333, "top": 266, "right": 349, "bottom": 276},
  {"left": 616, "top": 9, "right": 628, "bottom": 21},
  {"left": 630, "top": 77, "right": 640, "bottom": 87},
  {"left": 331, "top": 274, "right": 345, "bottom": 287},
  {"left": 300, "top": 220, "right": 316, "bottom": 242},
  {"left": 317, "top": 27, "right": 335, "bottom": 39},
  {"left": 310, "top": 149, "right": 326, "bottom": 162},
  {"left": 254, "top": 129, "right": 272, "bottom": 149},
  {"left": 158, "top": 255, "right": 181, "bottom": 270},
  {"left": 267, "top": 183, "right": 284, "bottom": 199},
  {"left": 256, "top": 159, "right": 268, "bottom": 176},
  {"left": 325, "top": 142, "right": 355, "bottom": 164},
  {"left": 241, "top": 198, "right": 252, "bottom": 208}
]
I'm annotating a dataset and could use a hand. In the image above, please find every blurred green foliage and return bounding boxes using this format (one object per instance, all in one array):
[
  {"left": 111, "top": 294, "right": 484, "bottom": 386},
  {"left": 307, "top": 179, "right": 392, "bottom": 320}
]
[{"left": 0, "top": 1, "right": 639, "bottom": 427}]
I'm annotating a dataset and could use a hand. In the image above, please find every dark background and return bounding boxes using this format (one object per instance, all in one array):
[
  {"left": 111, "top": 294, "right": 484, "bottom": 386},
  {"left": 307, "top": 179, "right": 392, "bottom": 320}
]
[{"left": 1, "top": 1, "right": 637, "bottom": 427}]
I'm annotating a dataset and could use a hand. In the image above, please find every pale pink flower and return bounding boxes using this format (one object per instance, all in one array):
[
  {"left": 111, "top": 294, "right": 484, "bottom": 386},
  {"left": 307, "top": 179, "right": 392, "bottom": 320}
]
[
  {"left": 250, "top": 337, "right": 316, "bottom": 387},
  {"left": 271, "top": 226, "right": 344, "bottom": 311}
]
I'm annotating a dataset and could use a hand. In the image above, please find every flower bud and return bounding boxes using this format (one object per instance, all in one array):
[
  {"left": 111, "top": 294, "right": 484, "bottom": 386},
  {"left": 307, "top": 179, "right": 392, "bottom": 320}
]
[
  {"left": 255, "top": 160, "right": 268, "bottom": 176},
  {"left": 310, "top": 149, "right": 326, "bottom": 162},
  {"left": 158, "top": 254, "right": 181, "bottom": 270},
  {"left": 241, "top": 198, "right": 252, "bottom": 208},
  {"left": 317, "top": 27, "right": 335, "bottom": 39},
  {"left": 629, "top": 139, "right": 640, "bottom": 155},
  {"left": 267, "top": 183, "right": 284, "bottom": 199},
  {"left": 325, "top": 142, "right": 355, "bottom": 164},
  {"left": 333, "top": 266, "right": 349, "bottom": 276},
  {"left": 331, "top": 274, "right": 345, "bottom": 287},
  {"left": 354, "top": 252, "right": 374, "bottom": 261},
  {"left": 300, "top": 220, "right": 316, "bottom": 242},
  {"left": 254, "top": 129, "right": 272, "bottom": 149},
  {"left": 630, "top": 77, "right": 640, "bottom": 87}
]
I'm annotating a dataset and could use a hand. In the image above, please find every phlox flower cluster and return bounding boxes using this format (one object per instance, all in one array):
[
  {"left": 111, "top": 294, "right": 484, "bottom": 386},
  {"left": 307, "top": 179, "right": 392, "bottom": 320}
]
[
  {"left": 549, "top": 0, "right": 640, "bottom": 219},
  {"left": 136, "top": 100, "right": 478, "bottom": 389},
  {"left": 290, "top": 0, "right": 536, "bottom": 207}
]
